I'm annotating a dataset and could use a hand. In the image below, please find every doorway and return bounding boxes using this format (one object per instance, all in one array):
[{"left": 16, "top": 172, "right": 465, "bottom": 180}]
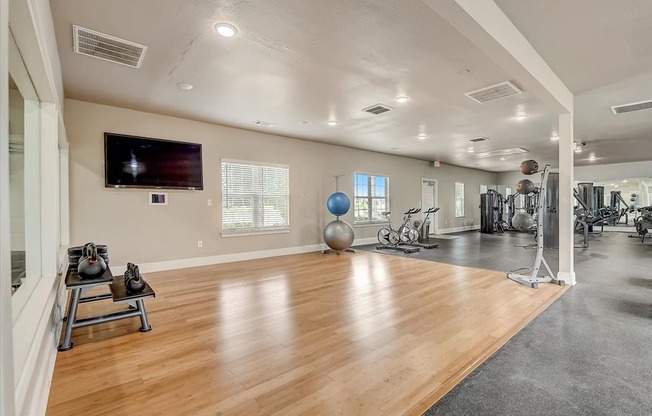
[{"left": 421, "top": 178, "right": 438, "bottom": 235}]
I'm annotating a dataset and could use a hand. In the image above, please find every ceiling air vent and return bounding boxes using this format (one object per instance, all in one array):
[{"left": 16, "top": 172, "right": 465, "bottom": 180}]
[
  {"left": 610, "top": 100, "right": 652, "bottom": 115},
  {"left": 73, "top": 25, "right": 147, "bottom": 68},
  {"left": 465, "top": 81, "right": 522, "bottom": 104},
  {"left": 475, "top": 147, "right": 529, "bottom": 159},
  {"left": 469, "top": 136, "right": 489, "bottom": 143},
  {"left": 362, "top": 104, "right": 393, "bottom": 115}
]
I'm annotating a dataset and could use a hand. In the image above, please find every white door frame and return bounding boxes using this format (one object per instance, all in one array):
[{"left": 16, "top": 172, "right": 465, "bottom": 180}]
[{"left": 421, "top": 177, "right": 439, "bottom": 235}]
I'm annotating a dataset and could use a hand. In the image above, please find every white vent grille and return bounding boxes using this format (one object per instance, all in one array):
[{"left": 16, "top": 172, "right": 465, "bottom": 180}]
[
  {"left": 362, "top": 104, "right": 393, "bottom": 115},
  {"left": 469, "top": 136, "right": 489, "bottom": 143},
  {"left": 475, "top": 147, "right": 529, "bottom": 159},
  {"left": 73, "top": 25, "right": 147, "bottom": 68},
  {"left": 611, "top": 100, "right": 652, "bottom": 115},
  {"left": 465, "top": 81, "right": 522, "bottom": 104}
]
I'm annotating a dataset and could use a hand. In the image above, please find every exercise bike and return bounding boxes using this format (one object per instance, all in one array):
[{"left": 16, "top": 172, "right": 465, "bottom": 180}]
[
  {"left": 399, "top": 207, "right": 440, "bottom": 249},
  {"left": 376, "top": 210, "right": 420, "bottom": 253}
]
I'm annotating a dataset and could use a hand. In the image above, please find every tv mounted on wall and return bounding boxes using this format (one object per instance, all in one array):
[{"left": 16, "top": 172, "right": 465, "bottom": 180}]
[{"left": 104, "top": 133, "right": 203, "bottom": 190}]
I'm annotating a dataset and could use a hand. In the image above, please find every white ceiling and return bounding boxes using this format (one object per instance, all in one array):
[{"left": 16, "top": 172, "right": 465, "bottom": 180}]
[{"left": 50, "top": 0, "right": 652, "bottom": 172}]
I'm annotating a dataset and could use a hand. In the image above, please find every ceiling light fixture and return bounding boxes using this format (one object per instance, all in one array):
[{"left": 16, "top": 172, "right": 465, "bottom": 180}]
[
  {"left": 214, "top": 23, "right": 238, "bottom": 38},
  {"left": 514, "top": 113, "right": 528, "bottom": 121},
  {"left": 588, "top": 154, "right": 596, "bottom": 161},
  {"left": 550, "top": 133, "right": 559, "bottom": 141},
  {"left": 467, "top": 147, "right": 475, "bottom": 153},
  {"left": 395, "top": 96, "right": 410, "bottom": 103},
  {"left": 176, "top": 82, "right": 193, "bottom": 90},
  {"left": 500, "top": 157, "right": 506, "bottom": 161},
  {"left": 610, "top": 183, "right": 615, "bottom": 187},
  {"left": 327, "top": 120, "right": 338, "bottom": 126},
  {"left": 622, "top": 179, "right": 628, "bottom": 183},
  {"left": 418, "top": 133, "right": 427, "bottom": 140}
]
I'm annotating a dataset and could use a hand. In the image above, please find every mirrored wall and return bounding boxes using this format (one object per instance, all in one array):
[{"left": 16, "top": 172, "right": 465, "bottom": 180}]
[{"left": 8, "top": 31, "right": 42, "bottom": 309}]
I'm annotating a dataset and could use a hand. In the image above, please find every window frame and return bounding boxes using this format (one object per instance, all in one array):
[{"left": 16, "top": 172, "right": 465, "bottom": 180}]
[
  {"left": 353, "top": 172, "right": 390, "bottom": 225},
  {"left": 220, "top": 159, "right": 290, "bottom": 237},
  {"left": 455, "top": 181, "right": 465, "bottom": 218}
]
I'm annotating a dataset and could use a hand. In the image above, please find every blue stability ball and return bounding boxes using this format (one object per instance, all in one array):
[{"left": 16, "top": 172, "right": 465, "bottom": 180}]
[{"left": 327, "top": 192, "right": 351, "bottom": 216}]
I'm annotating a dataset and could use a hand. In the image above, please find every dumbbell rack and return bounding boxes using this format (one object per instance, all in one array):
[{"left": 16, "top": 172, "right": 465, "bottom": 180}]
[{"left": 58, "top": 267, "right": 155, "bottom": 351}]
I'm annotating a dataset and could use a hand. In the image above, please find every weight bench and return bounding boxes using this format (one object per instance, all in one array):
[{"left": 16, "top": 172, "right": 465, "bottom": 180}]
[{"left": 58, "top": 266, "right": 155, "bottom": 351}]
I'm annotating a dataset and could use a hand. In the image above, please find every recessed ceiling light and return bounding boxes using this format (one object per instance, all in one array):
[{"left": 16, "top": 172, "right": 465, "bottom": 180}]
[
  {"left": 610, "top": 183, "right": 615, "bottom": 186},
  {"left": 574, "top": 147, "right": 582, "bottom": 153},
  {"left": 395, "top": 96, "right": 410, "bottom": 103},
  {"left": 390, "top": 147, "right": 401, "bottom": 151},
  {"left": 615, "top": 185, "right": 619, "bottom": 188},
  {"left": 588, "top": 154, "right": 596, "bottom": 161},
  {"left": 514, "top": 114, "right": 528, "bottom": 121},
  {"left": 327, "top": 120, "right": 338, "bottom": 126},
  {"left": 214, "top": 23, "right": 238, "bottom": 38},
  {"left": 467, "top": 147, "right": 475, "bottom": 153},
  {"left": 550, "top": 133, "right": 559, "bottom": 141},
  {"left": 417, "top": 134, "right": 427, "bottom": 140},
  {"left": 500, "top": 157, "right": 506, "bottom": 161},
  {"left": 622, "top": 179, "right": 628, "bottom": 183},
  {"left": 176, "top": 82, "right": 193, "bottom": 90}
]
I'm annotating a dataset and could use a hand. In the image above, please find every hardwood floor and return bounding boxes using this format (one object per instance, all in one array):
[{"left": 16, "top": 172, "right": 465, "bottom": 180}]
[{"left": 46, "top": 251, "right": 565, "bottom": 416}]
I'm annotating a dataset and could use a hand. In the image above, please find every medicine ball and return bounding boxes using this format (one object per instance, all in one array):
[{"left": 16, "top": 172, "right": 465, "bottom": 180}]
[
  {"left": 516, "top": 179, "right": 535, "bottom": 195},
  {"left": 520, "top": 160, "right": 539, "bottom": 175}
]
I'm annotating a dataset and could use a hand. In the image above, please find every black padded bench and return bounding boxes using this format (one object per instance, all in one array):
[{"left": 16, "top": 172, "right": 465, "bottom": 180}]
[{"left": 58, "top": 266, "right": 155, "bottom": 351}]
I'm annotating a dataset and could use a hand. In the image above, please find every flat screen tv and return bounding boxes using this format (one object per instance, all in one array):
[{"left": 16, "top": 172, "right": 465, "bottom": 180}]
[{"left": 104, "top": 133, "right": 203, "bottom": 189}]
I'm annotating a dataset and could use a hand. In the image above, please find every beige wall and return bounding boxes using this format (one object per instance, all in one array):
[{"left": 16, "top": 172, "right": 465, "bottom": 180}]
[{"left": 66, "top": 99, "right": 497, "bottom": 266}]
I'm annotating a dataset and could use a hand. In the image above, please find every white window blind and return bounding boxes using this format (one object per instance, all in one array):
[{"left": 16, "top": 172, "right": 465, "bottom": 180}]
[
  {"left": 221, "top": 160, "right": 290, "bottom": 234},
  {"left": 354, "top": 173, "right": 389, "bottom": 224},
  {"left": 455, "top": 182, "right": 465, "bottom": 218}
]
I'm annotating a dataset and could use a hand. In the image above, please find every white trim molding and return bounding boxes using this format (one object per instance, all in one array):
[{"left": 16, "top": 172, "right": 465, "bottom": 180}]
[
  {"left": 558, "top": 271, "right": 577, "bottom": 286},
  {"left": 112, "top": 237, "right": 380, "bottom": 276},
  {"left": 437, "top": 224, "right": 480, "bottom": 234}
]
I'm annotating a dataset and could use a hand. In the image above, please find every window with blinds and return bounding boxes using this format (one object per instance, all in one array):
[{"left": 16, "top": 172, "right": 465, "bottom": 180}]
[
  {"left": 353, "top": 173, "right": 389, "bottom": 224},
  {"left": 221, "top": 160, "right": 290, "bottom": 234},
  {"left": 455, "top": 181, "right": 465, "bottom": 218}
]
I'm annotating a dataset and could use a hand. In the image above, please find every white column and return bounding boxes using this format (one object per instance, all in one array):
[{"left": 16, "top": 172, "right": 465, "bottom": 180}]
[{"left": 558, "top": 113, "right": 575, "bottom": 285}]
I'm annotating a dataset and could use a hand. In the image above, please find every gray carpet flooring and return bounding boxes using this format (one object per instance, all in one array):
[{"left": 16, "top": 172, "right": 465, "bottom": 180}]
[{"left": 356, "top": 231, "right": 652, "bottom": 416}]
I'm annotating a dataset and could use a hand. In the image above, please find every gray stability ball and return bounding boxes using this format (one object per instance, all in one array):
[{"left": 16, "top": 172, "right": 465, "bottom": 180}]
[{"left": 323, "top": 219, "right": 355, "bottom": 251}]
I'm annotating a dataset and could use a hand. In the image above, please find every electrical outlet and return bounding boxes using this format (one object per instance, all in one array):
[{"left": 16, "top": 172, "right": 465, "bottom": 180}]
[
  {"left": 197, "top": 241, "right": 203, "bottom": 248},
  {"left": 207, "top": 199, "right": 212, "bottom": 206}
]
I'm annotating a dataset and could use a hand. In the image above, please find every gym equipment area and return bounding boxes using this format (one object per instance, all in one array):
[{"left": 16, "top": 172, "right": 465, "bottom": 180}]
[
  {"left": 7, "top": 2, "right": 652, "bottom": 416},
  {"left": 59, "top": 244, "right": 155, "bottom": 351},
  {"left": 376, "top": 207, "right": 439, "bottom": 253}
]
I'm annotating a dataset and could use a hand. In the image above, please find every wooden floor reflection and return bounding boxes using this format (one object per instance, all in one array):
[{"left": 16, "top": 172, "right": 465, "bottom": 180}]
[{"left": 47, "top": 251, "right": 565, "bottom": 416}]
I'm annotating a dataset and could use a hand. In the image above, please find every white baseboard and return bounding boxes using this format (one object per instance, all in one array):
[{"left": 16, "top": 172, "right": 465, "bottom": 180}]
[
  {"left": 112, "top": 243, "right": 331, "bottom": 275},
  {"left": 113, "top": 237, "right": 385, "bottom": 276},
  {"left": 437, "top": 225, "right": 480, "bottom": 234},
  {"left": 351, "top": 237, "right": 378, "bottom": 246},
  {"left": 557, "top": 271, "right": 577, "bottom": 286}
]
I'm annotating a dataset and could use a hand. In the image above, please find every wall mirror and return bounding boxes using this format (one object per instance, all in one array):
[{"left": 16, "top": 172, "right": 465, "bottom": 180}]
[{"left": 8, "top": 30, "right": 42, "bottom": 318}]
